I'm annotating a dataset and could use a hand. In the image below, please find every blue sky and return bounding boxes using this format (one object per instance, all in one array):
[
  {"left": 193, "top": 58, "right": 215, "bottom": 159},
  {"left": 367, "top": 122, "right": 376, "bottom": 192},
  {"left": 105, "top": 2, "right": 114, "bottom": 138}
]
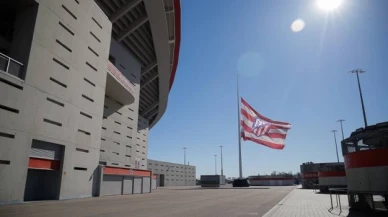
[{"left": 148, "top": 0, "right": 388, "bottom": 178}]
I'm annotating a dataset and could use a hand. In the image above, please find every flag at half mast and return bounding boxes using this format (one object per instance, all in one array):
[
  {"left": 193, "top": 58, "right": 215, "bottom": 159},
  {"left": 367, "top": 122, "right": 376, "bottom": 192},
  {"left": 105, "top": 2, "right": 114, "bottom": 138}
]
[{"left": 240, "top": 98, "right": 291, "bottom": 150}]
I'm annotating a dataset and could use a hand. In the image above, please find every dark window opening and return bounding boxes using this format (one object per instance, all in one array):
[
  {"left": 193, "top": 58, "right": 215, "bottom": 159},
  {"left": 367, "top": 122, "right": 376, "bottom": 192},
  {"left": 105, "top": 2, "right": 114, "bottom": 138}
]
[{"left": 109, "top": 55, "right": 115, "bottom": 64}]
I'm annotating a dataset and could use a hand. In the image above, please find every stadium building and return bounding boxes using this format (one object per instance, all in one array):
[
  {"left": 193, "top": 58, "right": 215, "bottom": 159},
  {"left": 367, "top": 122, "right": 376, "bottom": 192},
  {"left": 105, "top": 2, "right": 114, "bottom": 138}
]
[
  {"left": 300, "top": 162, "right": 346, "bottom": 191},
  {"left": 0, "top": 0, "right": 180, "bottom": 204},
  {"left": 341, "top": 122, "right": 388, "bottom": 211},
  {"left": 148, "top": 159, "right": 196, "bottom": 187}
]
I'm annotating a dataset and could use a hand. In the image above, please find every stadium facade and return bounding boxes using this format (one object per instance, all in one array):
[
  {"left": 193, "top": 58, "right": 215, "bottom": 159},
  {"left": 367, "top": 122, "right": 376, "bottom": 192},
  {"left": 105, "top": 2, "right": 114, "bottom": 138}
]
[{"left": 0, "top": 0, "right": 180, "bottom": 204}]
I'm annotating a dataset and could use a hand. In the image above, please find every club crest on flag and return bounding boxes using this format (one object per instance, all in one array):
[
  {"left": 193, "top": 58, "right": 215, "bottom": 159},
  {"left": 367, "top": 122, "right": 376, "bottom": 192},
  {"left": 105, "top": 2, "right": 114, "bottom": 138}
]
[
  {"left": 252, "top": 117, "right": 271, "bottom": 137},
  {"left": 240, "top": 97, "right": 291, "bottom": 150}
]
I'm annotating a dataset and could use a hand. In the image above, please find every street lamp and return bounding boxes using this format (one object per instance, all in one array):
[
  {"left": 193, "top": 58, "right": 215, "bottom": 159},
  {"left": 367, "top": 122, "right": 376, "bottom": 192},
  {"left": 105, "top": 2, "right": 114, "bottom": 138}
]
[
  {"left": 331, "top": 130, "right": 340, "bottom": 162},
  {"left": 219, "top": 146, "right": 224, "bottom": 176},
  {"left": 183, "top": 147, "right": 186, "bottom": 186},
  {"left": 337, "top": 119, "right": 345, "bottom": 140},
  {"left": 214, "top": 154, "right": 217, "bottom": 175},
  {"left": 349, "top": 69, "right": 368, "bottom": 128}
]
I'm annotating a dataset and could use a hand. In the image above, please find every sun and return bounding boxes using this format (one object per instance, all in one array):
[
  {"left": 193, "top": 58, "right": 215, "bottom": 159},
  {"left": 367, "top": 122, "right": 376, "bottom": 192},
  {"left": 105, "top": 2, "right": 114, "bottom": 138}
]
[{"left": 317, "top": 0, "right": 343, "bottom": 11}]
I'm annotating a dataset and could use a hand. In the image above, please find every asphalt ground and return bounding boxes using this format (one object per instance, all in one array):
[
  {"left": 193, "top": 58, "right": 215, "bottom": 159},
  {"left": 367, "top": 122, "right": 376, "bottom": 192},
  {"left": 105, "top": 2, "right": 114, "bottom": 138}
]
[{"left": 0, "top": 185, "right": 295, "bottom": 217}]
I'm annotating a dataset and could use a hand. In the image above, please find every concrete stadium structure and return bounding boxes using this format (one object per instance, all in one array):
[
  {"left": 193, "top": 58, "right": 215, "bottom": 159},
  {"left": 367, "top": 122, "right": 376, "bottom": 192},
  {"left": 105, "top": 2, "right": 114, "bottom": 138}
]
[
  {"left": 341, "top": 122, "right": 388, "bottom": 211},
  {"left": 0, "top": 0, "right": 181, "bottom": 204},
  {"left": 148, "top": 159, "right": 196, "bottom": 187},
  {"left": 300, "top": 162, "right": 346, "bottom": 190}
]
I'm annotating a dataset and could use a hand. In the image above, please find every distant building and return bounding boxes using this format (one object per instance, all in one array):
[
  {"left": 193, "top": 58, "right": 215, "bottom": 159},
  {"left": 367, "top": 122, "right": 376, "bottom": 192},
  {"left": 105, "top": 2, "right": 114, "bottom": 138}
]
[
  {"left": 248, "top": 175, "right": 294, "bottom": 186},
  {"left": 300, "top": 162, "right": 346, "bottom": 191},
  {"left": 148, "top": 159, "right": 196, "bottom": 187}
]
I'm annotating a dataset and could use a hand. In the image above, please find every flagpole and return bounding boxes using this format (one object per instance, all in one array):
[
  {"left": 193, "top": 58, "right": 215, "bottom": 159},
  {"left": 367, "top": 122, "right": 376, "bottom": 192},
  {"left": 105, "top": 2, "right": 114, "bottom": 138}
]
[{"left": 237, "top": 74, "right": 243, "bottom": 179}]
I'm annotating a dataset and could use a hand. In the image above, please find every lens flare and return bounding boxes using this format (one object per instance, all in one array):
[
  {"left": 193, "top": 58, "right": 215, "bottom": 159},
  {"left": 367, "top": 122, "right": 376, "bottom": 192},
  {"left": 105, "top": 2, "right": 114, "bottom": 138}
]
[{"left": 291, "top": 19, "right": 305, "bottom": 32}]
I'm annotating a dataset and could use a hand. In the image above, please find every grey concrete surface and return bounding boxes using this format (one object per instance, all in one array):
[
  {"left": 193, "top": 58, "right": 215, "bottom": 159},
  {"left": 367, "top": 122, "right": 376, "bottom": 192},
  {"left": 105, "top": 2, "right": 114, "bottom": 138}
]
[
  {"left": 0, "top": 0, "right": 112, "bottom": 203},
  {"left": 0, "top": 186, "right": 295, "bottom": 217},
  {"left": 263, "top": 188, "right": 384, "bottom": 217}
]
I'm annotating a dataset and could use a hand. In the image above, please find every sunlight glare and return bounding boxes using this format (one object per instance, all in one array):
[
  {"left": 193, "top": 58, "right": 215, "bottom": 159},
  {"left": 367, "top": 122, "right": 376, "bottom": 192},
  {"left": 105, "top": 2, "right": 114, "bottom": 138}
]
[
  {"left": 291, "top": 19, "right": 305, "bottom": 33},
  {"left": 317, "top": 0, "right": 342, "bottom": 11}
]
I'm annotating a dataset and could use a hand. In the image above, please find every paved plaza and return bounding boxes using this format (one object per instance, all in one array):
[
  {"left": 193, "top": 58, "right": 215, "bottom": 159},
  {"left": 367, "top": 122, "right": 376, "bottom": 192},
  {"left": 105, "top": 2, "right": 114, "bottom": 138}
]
[
  {"left": 0, "top": 186, "right": 294, "bottom": 217},
  {"left": 263, "top": 187, "right": 384, "bottom": 217},
  {"left": 1, "top": 185, "right": 385, "bottom": 217}
]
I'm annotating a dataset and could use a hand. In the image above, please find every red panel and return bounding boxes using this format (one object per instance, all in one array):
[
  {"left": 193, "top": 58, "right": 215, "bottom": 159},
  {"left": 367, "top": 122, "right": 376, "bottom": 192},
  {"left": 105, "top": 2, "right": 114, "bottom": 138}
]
[
  {"left": 344, "top": 148, "right": 388, "bottom": 169},
  {"left": 249, "top": 177, "right": 293, "bottom": 181},
  {"left": 28, "top": 157, "right": 60, "bottom": 170},
  {"left": 302, "top": 172, "right": 318, "bottom": 179},
  {"left": 103, "top": 166, "right": 151, "bottom": 177},
  {"left": 318, "top": 171, "right": 346, "bottom": 177},
  {"left": 152, "top": 175, "right": 157, "bottom": 179},
  {"left": 169, "top": 0, "right": 181, "bottom": 91}
]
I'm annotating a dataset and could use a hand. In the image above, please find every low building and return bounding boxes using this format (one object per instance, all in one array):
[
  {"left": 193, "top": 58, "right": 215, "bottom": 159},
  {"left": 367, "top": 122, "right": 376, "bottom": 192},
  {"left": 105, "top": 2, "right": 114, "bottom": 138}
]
[
  {"left": 147, "top": 159, "right": 196, "bottom": 186},
  {"left": 300, "top": 162, "right": 346, "bottom": 190},
  {"left": 248, "top": 176, "right": 294, "bottom": 186},
  {"left": 200, "top": 175, "right": 225, "bottom": 187}
]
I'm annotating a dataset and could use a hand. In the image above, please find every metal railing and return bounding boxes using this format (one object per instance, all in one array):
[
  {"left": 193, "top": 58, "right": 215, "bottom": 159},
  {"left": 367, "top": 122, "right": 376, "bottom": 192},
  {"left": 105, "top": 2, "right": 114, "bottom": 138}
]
[
  {"left": 341, "top": 122, "right": 388, "bottom": 155},
  {"left": 0, "top": 52, "right": 24, "bottom": 80}
]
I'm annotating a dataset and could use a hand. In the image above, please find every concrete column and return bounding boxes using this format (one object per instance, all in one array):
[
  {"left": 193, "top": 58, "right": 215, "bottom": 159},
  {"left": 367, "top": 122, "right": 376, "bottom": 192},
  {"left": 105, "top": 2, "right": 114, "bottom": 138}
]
[{"left": 95, "top": 165, "right": 104, "bottom": 197}]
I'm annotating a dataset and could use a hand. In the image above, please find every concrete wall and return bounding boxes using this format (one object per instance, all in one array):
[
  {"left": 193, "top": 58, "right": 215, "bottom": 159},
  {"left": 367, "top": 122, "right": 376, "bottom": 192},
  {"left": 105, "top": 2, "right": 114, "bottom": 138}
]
[
  {"left": 346, "top": 166, "right": 388, "bottom": 192},
  {"left": 100, "top": 39, "right": 148, "bottom": 171},
  {"left": 318, "top": 176, "right": 347, "bottom": 186},
  {"left": 148, "top": 159, "right": 196, "bottom": 186},
  {"left": 137, "top": 115, "right": 149, "bottom": 169},
  {"left": 0, "top": 0, "right": 112, "bottom": 204}
]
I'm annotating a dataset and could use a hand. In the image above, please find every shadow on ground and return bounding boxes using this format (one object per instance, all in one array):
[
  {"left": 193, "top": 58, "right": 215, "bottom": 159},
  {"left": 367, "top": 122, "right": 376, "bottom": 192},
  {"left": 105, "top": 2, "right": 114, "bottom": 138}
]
[
  {"left": 164, "top": 187, "right": 270, "bottom": 191},
  {"left": 340, "top": 209, "right": 388, "bottom": 217}
]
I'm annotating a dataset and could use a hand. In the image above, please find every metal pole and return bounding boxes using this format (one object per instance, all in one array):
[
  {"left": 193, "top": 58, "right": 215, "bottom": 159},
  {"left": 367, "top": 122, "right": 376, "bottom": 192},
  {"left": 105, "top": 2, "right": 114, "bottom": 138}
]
[
  {"left": 337, "top": 119, "right": 345, "bottom": 140},
  {"left": 214, "top": 154, "right": 217, "bottom": 175},
  {"left": 5, "top": 58, "right": 10, "bottom": 73},
  {"left": 331, "top": 130, "right": 340, "bottom": 162},
  {"left": 220, "top": 145, "right": 224, "bottom": 176},
  {"left": 237, "top": 74, "right": 243, "bottom": 178},
  {"left": 350, "top": 69, "right": 368, "bottom": 128},
  {"left": 183, "top": 147, "right": 186, "bottom": 186}
]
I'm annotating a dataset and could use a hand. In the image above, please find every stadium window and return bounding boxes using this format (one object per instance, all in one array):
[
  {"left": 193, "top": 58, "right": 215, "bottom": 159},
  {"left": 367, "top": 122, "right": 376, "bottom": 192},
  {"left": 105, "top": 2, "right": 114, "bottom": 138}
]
[{"left": 109, "top": 55, "right": 116, "bottom": 64}]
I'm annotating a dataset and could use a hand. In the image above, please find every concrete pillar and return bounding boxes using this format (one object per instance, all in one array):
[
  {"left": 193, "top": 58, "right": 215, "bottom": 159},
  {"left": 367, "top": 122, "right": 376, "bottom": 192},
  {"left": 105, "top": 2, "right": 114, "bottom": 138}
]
[{"left": 93, "top": 165, "right": 104, "bottom": 197}]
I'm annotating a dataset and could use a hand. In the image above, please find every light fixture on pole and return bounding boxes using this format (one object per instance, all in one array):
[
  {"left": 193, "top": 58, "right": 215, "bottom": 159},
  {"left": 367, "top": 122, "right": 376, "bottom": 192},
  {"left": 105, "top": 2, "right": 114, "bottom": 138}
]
[
  {"left": 337, "top": 119, "right": 345, "bottom": 140},
  {"left": 214, "top": 154, "right": 217, "bottom": 175},
  {"left": 219, "top": 146, "right": 224, "bottom": 176},
  {"left": 183, "top": 147, "right": 187, "bottom": 186},
  {"left": 349, "top": 69, "right": 368, "bottom": 128},
  {"left": 331, "top": 130, "right": 340, "bottom": 162}
]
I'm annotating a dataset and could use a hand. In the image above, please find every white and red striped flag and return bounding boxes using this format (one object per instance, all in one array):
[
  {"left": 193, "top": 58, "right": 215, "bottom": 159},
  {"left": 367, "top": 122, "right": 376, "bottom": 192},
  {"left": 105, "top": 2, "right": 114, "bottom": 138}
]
[{"left": 240, "top": 98, "right": 291, "bottom": 150}]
